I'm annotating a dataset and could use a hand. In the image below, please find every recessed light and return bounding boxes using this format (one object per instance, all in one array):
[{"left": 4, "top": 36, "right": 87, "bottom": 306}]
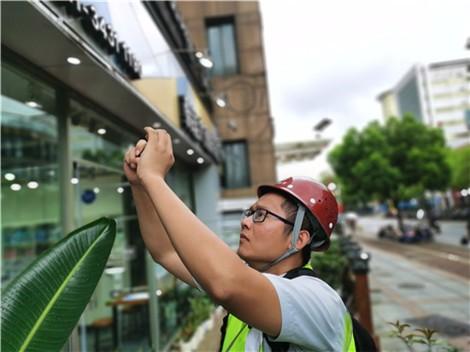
[
  {"left": 152, "top": 122, "right": 161, "bottom": 128},
  {"left": 70, "top": 177, "right": 79, "bottom": 184},
  {"left": 117, "top": 187, "right": 124, "bottom": 194},
  {"left": 93, "top": 187, "right": 100, "bottom": 194},
  {"left": 156, "top": 289, "right": 162, "bottom": 296},
  {"left": 27, "top": 181, "right": 39, "bottom": 189},
  {"left": 196, "top": 157, "right": 204, "bottom": 164},
  {"left": 186, "top": 148, "right": 194, "bottom": 156},
  {"left": 173, "top": 138, "right": 180, "bottom": 144},
  {"left": 25, "top": 101, "right": 42, "bottom": 109},
  {"left": 97, "top": 128, "right": 106, "bottom": 135},
  {"left": 10, "top": 183, "right": 21, "bottom": 191},
  {"left": 67, "top": 57, "right": 81, "bottom": 65},
  {"left": 4, "top": 173, "right": 15, "bottom": 181}
]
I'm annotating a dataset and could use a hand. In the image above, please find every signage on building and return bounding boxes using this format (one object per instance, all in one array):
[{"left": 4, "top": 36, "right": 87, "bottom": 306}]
[
  {"left": 179, "top": 96, "right": 222, "bottom": 162},
  {"left": 53, "top": 1, "right": 141, "bottom": 79}
]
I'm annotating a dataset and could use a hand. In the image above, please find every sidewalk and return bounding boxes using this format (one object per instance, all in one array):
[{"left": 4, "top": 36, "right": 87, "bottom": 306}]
[{"left": 364, "top": 242, "right": 470, "bottom": 351}]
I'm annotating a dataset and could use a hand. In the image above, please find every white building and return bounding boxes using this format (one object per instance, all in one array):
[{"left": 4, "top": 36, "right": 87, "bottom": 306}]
[{"left": 378, "top": 58, "right": 470, "bottom": 148}]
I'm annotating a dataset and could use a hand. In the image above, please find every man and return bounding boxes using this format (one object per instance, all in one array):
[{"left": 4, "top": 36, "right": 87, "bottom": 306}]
[{"left": 124, "top": 128, "right": 355, "bottom": 351}]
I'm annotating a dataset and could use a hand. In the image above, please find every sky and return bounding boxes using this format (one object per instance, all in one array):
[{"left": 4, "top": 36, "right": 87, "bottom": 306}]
[{"left": 259, "top": 0, "right": 470, "bottom": 180}]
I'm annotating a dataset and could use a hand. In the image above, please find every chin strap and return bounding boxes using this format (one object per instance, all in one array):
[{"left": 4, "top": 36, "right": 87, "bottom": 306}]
[{"left": 259, "top": 205, "right": 306, "bottom": 272}]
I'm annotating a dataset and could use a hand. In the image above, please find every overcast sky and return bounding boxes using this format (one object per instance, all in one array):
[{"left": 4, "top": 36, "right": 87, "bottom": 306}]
[{"left": 259, "top": 0, "right": 469, "bottom": 180}]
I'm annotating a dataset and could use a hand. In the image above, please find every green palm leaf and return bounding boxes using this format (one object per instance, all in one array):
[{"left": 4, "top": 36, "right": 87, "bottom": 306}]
[{"left": 1, "top": 217, "right": 116, "bottom": 352}]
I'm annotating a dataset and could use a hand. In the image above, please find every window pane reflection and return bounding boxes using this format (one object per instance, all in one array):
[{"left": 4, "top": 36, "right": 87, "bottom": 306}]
[{"left": 1, "top": 62, "right": 60, "bottom": 286}]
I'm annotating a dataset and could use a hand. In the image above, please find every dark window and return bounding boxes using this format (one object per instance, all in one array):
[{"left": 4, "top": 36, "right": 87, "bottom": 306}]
[
  {"left": 223, "top": 140, "right": 250, "bottom": 189},
  {"left": 206, "top": 17, "right": 238, "bottom": 76}
]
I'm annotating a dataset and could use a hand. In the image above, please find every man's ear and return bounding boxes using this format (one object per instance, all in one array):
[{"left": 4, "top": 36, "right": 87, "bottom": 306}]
[{"left": 296, "top": 230, "right": 311, "bottom": 250}]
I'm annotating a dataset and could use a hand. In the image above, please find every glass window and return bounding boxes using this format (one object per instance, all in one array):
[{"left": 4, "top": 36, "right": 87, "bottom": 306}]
[
  {"left": 1, "top": 61, "right": 60, "bottom": 287},
  {"left": 206, "top": 17, "right": 238, "bottom": 76},
  {"left": 222, "top": 140, "right": 250, "bottom": 189}
]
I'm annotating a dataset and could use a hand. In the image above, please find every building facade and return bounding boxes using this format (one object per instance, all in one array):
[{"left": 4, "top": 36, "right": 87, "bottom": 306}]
[
  {"left": 378, "top": 59, "right": 470, "bottom": 148},
  {"left": 176, "top": 1, "right": 277, "bottom": 201},
  {"left": 1, "top": 1, "right": 222, "bottom": 350}
]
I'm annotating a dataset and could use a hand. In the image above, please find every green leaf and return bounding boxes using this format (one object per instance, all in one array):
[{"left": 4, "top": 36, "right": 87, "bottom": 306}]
[{"left": 1, "top": 218, "right": 116, "bottom": 352}]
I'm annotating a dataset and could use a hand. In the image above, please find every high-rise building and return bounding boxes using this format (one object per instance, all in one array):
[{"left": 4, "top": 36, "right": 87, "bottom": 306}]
[
  {"left": 378, "top": 59, "right": 470, "bottom": 148},
  {"left": 176, "top": 1, "right": 277, "bottom": 203}
]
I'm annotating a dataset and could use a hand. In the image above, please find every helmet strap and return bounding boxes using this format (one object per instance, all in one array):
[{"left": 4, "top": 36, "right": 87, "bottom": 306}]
[{"left": 259, "top": 205, "right": 306, "bottom": 272}]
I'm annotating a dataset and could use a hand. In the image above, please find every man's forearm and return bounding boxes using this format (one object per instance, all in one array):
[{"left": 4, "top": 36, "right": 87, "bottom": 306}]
[
  {"left": 132, "top": 184, "right": 197, "bottom": 287},
  {"left": 131, "top": 185, "right": 173, "bottom": 261}
]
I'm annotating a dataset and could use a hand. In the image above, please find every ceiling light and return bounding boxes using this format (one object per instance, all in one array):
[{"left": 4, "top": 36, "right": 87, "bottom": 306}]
[
  {"left": 70, "top": 177, "right": 79, "bottom": 184},
  {"left": 104, "top": 267, "right": 125, "bottom": 275},
  {"left": 156, "top": 289, "right": 162, "bottom": 296},
  {"left": 195, "top": 51, "right": 203, "bottom": 59},
  {"left": 67, "top": 57, "right": 81, "bottom": 65},
  {"left": 197, "top": 157, "right": 204, "bottom": 164},
  {"left": 4, "top": 173, "right": 15, "bottom": 181},
  {"left": 27, "top": 181, "right": 39, "bottom": 189},
  {"left": 173, "top": 138, "right": 180, "bottom": 144},
  {"left": 10, "top": 183, "right": 21, "bottom": 191},
  {"left": 117, "top": 186, "right": 124, "bottom": 194},
  {"left": 97, "top": 128, "right": 106, "bottom": 135},
  {"left": 186, "top": 148, "right": 194, "bottom": 156},
  {"left": 152, "top": 122, "right": 162, "bottom": 128},
  {"left": 93, "top": 187, "right": 100, "bottom": 194},
  {"left": 25, "top": 101, "right": 42, "bottom": 109}
]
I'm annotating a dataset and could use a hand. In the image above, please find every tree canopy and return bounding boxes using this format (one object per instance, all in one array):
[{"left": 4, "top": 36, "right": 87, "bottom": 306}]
[
  {"left": 446, "top": 145, "right": 470, "bottom": 190},
  {"left": 328, "top": 114, "right": 451, "bottom": 207}
]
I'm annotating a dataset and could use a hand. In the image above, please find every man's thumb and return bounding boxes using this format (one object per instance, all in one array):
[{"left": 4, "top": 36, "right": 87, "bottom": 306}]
[{"left": 144, "top": 127, "right": 154, "bottom": 141}]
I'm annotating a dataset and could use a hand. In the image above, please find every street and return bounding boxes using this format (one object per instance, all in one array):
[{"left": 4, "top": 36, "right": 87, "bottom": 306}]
[{"left": 355, "top": 215, "right": 470, "bottom": 351}]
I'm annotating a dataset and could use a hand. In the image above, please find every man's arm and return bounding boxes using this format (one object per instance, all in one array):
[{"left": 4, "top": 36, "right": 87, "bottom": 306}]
[
  {"left": 131, "top": 185, "right": 196, "bottom": 287},
  {"left": 137, "top": 129, "right": 282, "bottom": 336},
  {"left": 124, "top": 141, "right": 195, "bottom": 288}
]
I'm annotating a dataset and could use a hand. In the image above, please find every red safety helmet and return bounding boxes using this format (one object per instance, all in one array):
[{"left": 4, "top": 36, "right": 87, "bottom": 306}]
[{"left": 257, "top": 176, "right": 338, "bottom": 251}]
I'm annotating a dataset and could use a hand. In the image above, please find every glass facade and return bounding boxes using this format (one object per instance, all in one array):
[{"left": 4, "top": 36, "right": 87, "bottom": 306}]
[
  {"left": 1, "top": 61, "right": 60, "bottom": 286},
  {"left": 1, "top": 57, "right": 200, "bottom": 351}
]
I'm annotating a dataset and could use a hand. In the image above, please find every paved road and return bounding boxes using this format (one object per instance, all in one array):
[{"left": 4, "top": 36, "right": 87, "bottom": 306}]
[
  {"left": 357, "top": 215, "right": 468, "bottom": 247},
  {"left": 352, "top": 216, "right": 470, "bottom": 351}
]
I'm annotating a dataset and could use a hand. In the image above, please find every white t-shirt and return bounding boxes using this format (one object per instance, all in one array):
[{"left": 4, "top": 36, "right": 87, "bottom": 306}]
[{"left": 244, "top": 273, "right": 350, "bottom": 352}]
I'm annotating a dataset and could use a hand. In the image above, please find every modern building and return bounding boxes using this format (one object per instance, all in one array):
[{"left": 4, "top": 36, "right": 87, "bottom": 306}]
[
  {"left": 176, "top": 1, "right": 277, "bottom": 205},
  {"left": 1, "top": 1, "right": 222, "bottom": 350},
  {"left": 377, "top": 59, "right": 470, "bottom": 148}
]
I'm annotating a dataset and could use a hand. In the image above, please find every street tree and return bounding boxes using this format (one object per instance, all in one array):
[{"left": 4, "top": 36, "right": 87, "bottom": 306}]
[
  {"left": 328, "top": 114, "right": 451, "bottom": 230},
  {"left": 446, "top": 145, "right": 470, "bottom": 190}
]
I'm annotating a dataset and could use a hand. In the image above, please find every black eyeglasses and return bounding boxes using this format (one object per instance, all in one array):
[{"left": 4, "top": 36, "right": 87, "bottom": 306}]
[{"left": 243, "top": 207, "right": 294, "bottom": 226}]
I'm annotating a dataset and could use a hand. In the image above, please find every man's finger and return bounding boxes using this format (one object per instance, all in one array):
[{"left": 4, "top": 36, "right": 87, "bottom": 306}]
[{"left": 135, "top": 139, "right": 147, "bottom": 156}]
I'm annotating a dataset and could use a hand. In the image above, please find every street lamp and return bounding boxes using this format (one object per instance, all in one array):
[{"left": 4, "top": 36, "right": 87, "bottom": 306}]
[{"left": 313, "top": 117, "right": 332, "bottom": 132}]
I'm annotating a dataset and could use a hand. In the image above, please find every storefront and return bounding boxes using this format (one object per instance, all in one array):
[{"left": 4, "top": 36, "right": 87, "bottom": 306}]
[{"left": 1, "top": 1, "right": 222, "bottom": 350}]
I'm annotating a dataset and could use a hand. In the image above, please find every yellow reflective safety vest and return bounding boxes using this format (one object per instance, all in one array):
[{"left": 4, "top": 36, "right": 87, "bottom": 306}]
[{"left": 219, "top": 265, "right": 356, "bottom": 352}]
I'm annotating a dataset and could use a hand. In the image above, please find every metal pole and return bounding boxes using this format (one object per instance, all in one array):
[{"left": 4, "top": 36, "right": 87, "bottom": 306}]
[{"left": 145, "top": 251, "right": 160, "bottom": 351}]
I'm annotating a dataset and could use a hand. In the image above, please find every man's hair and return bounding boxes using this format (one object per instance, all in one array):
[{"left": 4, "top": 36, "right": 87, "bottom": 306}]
[{"left": 280, "top": 196, "right": 316, "bottom": 265}]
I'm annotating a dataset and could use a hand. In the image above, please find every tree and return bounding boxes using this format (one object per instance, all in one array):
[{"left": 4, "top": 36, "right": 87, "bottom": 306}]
[
  {"left": 446, "top": 145, "right": 470, "bottom": 190},
  {"left": 328, "top": 115, "right": 451, "bottom": 230}
]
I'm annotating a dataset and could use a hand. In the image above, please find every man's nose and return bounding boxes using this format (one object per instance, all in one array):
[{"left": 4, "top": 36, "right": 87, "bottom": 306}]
[{"left": 241, "top": 214, "right": 252, "bottom": 229}]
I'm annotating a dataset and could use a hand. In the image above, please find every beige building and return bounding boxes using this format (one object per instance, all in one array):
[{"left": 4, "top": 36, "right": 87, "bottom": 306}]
[
  {"left": 377, "top": 89, "right": 399, "bottom": 121},
  {"left": 177, "top": 1, "right": 277, "bottom": 199}
]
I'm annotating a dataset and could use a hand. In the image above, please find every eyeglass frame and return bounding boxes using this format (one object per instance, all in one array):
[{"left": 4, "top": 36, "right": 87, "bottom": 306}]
[{"left": 242, "top": 207, "right": 294, "bottom": 226}]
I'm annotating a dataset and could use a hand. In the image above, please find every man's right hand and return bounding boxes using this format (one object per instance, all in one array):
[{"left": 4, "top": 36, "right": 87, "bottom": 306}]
[{"left": 123, "top": 139, "right": 147, "bottom": 186}]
